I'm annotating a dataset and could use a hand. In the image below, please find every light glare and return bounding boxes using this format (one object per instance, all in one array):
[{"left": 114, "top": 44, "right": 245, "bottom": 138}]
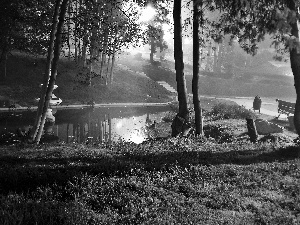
[{"left": 139, "top": 5, "right": 156, "bottom": 22}]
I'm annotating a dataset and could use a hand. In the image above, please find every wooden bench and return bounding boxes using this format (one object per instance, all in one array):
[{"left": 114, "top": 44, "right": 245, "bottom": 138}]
[{"left": 276, "top": 99, "right": 295, "bottom": 118}]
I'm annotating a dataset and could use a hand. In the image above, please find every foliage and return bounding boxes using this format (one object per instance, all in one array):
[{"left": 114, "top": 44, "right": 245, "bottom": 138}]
[
  {"left": 203, "top": 123, "right": 234, "bottom": 143},
  {"left": 203, "top": 0, "right": 297, "bottom": 60},
  {"left": 0, "top": 0, "right": 55, "bottom": 57},
  {"left": 210, "top": 103, "right": 256, "bottom": 120},
  {"left": 162, "top": 111, "right": 176, "bottom": 122}
]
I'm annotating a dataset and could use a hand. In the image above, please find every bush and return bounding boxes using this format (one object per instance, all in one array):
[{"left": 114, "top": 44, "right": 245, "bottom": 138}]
[
  {"left": 210, "top": 103, "right": 256, "bottom": 120},
  {"left": 203, "top": 124, "right": 234, "bottom": 143},
  {"left": 162, "top": 112, "right": 176, "bottom": 122}
]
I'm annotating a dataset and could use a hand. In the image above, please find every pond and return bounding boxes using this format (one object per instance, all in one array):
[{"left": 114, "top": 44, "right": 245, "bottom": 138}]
[{"left": 0, "top": 105, "right": 172, "bottom": 145}]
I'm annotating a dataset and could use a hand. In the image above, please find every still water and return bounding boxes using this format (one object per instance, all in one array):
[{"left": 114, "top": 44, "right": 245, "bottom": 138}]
[{"left": 0, "top": 106, "right": 172, "bottom": 144}]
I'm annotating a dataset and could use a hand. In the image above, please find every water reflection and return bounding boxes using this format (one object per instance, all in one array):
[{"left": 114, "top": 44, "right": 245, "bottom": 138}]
[{"left": 0, "top": 106, "right": 171, "bottom": 144}]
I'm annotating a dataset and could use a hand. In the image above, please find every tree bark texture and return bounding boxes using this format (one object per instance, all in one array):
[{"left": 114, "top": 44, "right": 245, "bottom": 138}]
[
  {"left": 171, "top": 0, "right": 190, "bottom": 137},
  {"left": 193, "top": 1, "right": 203, "bottom": 135},
  {"left": 288, "top": 0, "right": 300, "bottom": 136},
  {"left": 35, "top": 0, "right": 69, "bottom": 144}
]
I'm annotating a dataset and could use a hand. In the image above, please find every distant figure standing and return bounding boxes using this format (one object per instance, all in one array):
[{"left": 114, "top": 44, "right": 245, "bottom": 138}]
[{"left": 253, "top": 95, "right": 262, "bottom": 113}]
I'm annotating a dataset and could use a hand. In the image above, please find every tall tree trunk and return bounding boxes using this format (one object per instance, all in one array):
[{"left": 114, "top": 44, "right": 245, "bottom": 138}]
[
  {"left": 1, "top": 35, "right": 10, "bottom": 78},
  {"left": 89, "top": 24, "right": 98, "bottom": 86},
  {"left": 105, "top": 32, "right": 112, "bottom": 84},
  {"left": 109, "top": 33, "right": 118, "bottom": 85},
  {"left": 193, "top": 0, "right": 203, "bottom": 135},
  {"left": 81, "top": 28, "right": 89, "bottom": 67},
  {"left": 35, "top": 0, "right": 69, "bottom": 144},
  {"left": 31, "top": 0, "right": 62, "bottom": 141},
  {"left": 288, "top": 1, "right": 300, "bottom": 136},
  {"left": 205, "top": 40, "right": 212, "bottom": 71},
  {"left": 150, "top": 36, "right": 155, "bottom": 63},
  {"left": 216, "top": 41, "right": 224, "bottom": 73},
  {"left": 67, "top": 0, "right": 71, "bottom": 60},
  {"left": 213, "top": 42, "right": 219, "bottom": 73},
  {"left": 100, "top": 31, "right": 109, "bottom": 82},
  {"left": 171, "top": 0, "right": 189, "bottom": 137},
  {"left": 4, "top": 51, "right": 8, "bottom": 78},
  {"left": 74, "top": 0, "right": 78, "bottom": 62},
  {"left": 159, "top": 29, "right": 164, "bottom": 61}
]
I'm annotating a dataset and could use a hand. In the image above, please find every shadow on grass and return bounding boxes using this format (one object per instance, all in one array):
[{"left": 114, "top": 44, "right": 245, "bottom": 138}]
[{"left": 0, "top": 143, "right": 299, "bottom": 194}]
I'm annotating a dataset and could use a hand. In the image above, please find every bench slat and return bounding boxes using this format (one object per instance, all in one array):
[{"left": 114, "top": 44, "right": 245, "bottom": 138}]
[{"left": 276, "top": 99, "right": 295, "bottom": 116}]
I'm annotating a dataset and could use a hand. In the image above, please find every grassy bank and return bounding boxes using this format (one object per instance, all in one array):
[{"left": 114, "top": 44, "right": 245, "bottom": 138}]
[
  {"left": 0, "top": 52, "right": 171, "bottom": 106},
  {"left": 0, "top": 102, "right": 299, "bottom": 224},
  {"left": 118, "top": 53, "right": 296, "bottom": 98}
]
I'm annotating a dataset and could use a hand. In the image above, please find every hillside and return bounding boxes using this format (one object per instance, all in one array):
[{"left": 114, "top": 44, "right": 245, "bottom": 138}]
[
  {"left": 0, "top": 51, "right": 296, "bottom": 107},
  {"left": 0, "top": 52, "right": 172, "bottom": 107},
  {"left": 118, "top": 53, "right": 296, "bottom": 99}
]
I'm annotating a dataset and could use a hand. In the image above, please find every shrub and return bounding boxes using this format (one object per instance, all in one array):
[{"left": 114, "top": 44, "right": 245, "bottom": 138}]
[
  {"left": 162, "top": 112, "right": 176, "bottom": 122},
  {"left": 203, "top": 124, "right": 234, "bottom": 143},
  {"left": 210, "top": 103, "right": 255, "bottom": 120}
]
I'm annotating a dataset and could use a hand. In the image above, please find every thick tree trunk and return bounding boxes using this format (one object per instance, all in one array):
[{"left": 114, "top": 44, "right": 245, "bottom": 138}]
[
  {"left": 171, "top": 0, "right": 190, "bottom": 137},
  {"left": 288, "top": 1, "right": 300, "bottom": 136},
  {"left": 31, "top": 0, "right": 62, "bottom": 141},
  {"left": 35, "top": 0, "right": 69, "bottom": 144},
  {"left": 193, "top": 1, "right": 203, "bottom": 135}
]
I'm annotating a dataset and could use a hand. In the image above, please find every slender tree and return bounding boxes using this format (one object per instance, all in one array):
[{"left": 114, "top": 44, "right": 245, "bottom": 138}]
[
  {"left": 31, "top": 0, "right": 63, "bottom": 141},
  {"left": 171, "top": 0, "right": 190, "bottom": 137},
  {"left": 193, "top": 0, "right": 203, "bottom": 135},
  {"left": 33, "top": 0, "right": 69, "bottom": 144}
]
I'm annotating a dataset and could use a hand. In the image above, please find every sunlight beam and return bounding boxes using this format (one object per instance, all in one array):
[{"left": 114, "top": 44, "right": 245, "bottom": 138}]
[{"left": 138, "top": 4, "right": 156, "bottom": 22}]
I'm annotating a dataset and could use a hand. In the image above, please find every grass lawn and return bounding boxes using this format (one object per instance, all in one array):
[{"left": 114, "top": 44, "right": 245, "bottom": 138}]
[{"left": 0, "top": 102, "right": 299, "bottom": 224}]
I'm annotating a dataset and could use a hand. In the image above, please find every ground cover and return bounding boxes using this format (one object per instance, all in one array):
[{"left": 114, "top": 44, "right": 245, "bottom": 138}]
[{"left": 0, "top": 101, "right": 299, "bottom": 224}]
